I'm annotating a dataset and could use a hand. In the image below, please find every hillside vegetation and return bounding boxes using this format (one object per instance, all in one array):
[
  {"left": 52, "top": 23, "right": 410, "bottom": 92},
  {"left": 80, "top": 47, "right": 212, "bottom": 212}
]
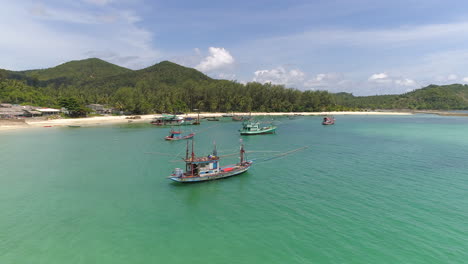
[
  {"left": 335, "top": 84, "right": 468, "bottom": 110},
  {"left": 1, "top": 58, "right": 468, "bottom": 113}
]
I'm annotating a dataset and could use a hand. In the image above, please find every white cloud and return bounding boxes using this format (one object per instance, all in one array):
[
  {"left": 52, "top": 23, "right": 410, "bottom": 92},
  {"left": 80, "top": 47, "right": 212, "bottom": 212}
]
[
  {"left": 462, "top": 77, "right": 468, "bottom": 83},
  {"left": 368, "top": 73, "right": 389, "bottom": 81},
  {"left": 447, "top": 74, "right": 458, "bottom": 81},
  {"left": 253, "top": 66, "right": 305, "bottom": 87},
  {"left": 364, "top": 72, "right": 418, "bottom": 94},
  {"left": 196, "top": 47, "right": 235, "bottom": 72},
  {"left": 304, "top": 73, "right": 347, "bottom": 90},
  {"left": 0, "top": 2, "right": 160, "bottom": 70},
  {"left": 82, "top": 0, "right": 113, "bottom": 6},
  {"left": 394, "top": 78, "right": 416, "bottom": 86},
  {"left": 368, "top": 72, "right": 416, "bottom": 87}
]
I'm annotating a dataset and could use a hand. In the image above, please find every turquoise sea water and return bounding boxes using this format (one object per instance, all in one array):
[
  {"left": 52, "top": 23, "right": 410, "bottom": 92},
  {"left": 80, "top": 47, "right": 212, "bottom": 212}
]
[{"left": 1, "top": 115, "right": 468, "bottom": 263}]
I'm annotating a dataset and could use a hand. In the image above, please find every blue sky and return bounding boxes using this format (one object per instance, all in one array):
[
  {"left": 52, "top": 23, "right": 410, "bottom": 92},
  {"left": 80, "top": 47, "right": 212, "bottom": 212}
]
[{"left": 2, "top": 0, "right": 468, "bottom": 95}]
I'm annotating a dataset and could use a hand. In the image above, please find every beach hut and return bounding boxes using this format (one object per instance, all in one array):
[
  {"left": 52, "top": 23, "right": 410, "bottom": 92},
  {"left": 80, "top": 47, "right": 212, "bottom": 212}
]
[
  {"left": 0, "top": 108, "right": 24, "bottom": 118},
  {"left": 36, "top": 108, "right": 61, "bottom": 116}
]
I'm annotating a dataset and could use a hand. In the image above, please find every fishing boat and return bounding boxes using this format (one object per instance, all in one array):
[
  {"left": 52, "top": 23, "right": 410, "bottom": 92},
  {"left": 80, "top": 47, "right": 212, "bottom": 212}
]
[
  {"left": 222, "top": 113, "right": 234, "bottom": 117},
  {"left": 232, "top": 115, "right": 244, "bottom": 121},
  {"left": 151, "top": 114, "right": 185, "bottom": 126},
  {"left": 322, "top": 116, "right": 335, "bottom": 125},
  {"left": 239, "top": 120, "right": 276, "bottom": 135},
  {"left": 232, "top": 115, "right": 251, "bottom": 121},
  {"left": 164, "top": 128, "right": 195, "bottom": 141},
  {"left": 206, "top": 117, "right": 220, "bottom": 121},
  {"left": 68, "top": 125, "right": 81, "bottom": 128},
  {"left": 168, "top": 140, "right": 253, "bottom": 183}
]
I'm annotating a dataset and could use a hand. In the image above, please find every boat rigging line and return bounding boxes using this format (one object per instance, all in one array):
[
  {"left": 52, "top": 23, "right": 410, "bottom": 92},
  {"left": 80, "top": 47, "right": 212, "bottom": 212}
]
[{"left": 254, "top": 146, "right": 309, "bottom": 163}]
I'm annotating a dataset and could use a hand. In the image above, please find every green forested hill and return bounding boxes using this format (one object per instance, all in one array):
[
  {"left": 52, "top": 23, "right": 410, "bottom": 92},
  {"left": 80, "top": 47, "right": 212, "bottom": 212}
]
[
  {"left": 335, "top": 84, "right": 468, "bottom": 110},
  {"left": 21, "top": 58, "right": 132, "bottom": 83},
  {"left": 1, "top": 58, "right": 468, "bottom": 113},
  {"left": 1, "top": 59, "right": 343, "bottom": 113}
]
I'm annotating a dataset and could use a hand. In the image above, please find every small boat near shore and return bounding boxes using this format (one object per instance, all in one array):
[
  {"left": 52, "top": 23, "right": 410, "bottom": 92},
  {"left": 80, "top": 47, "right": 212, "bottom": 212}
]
[
  {"left": 168, "top": 140, "right": 252, "bottom": 183},
  {"left": 67, "top": 125, "right": 81, "bottom": 128},
  {"left": 151, "top": 114, "right": 185, "bottom": 126},
  {"left": 164, "top": 128, "right": 195, "bottom": 141},
  {"left": 239, "top": 120, "right": 276, "bottom": 135},
  {"left": 322, "top": 116, "right": 335, "bottom": 125}
]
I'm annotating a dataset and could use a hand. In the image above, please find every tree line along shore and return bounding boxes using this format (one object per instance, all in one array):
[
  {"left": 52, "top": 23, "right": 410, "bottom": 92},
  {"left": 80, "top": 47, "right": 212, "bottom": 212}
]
[{"left": 1, "top": 58, "right": 468, "bottom": 118}]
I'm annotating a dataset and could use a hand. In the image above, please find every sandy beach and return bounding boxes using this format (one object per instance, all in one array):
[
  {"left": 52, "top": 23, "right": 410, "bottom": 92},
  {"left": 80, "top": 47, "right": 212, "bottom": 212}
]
[{"left": 0, "top": 111, "right": 413, "bottom": 131}]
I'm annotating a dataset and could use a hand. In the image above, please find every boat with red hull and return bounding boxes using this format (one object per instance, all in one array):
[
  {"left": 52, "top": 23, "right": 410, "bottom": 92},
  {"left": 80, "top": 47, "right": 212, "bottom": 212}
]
[
  {"left": 322, "top": 116, "right": 335, "bottom": 125},
  {"left": 168, "top": 140, "right": 252, "bottom": 183},
  {"left": 164, "top": 129, "right": 195, "bottom": 141}
]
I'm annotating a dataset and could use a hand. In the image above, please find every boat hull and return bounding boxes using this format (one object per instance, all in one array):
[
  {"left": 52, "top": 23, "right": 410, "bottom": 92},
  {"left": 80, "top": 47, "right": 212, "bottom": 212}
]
[
  {"left": 169, "top": 162, "right": 252, "bottom": 183},
  {"left": 164, "top": 133, "right": 195, "bottom": 141},
  {"left": 240, "top": 127, "right": 276, "bottom": 135}
]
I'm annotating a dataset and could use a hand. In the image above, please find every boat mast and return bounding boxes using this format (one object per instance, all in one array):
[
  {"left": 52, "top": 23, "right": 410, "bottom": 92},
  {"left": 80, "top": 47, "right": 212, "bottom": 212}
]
[
  {"left": 240, "top": 140, "right": 245, "bottom": 164},
  {"left": 191, "top": 139, "right": 195, "bottom": 176},
  {"left": 213, "top": 141, "right": 217, "bottom": 156},
  {"left": 185, "top": 140, "right": 190, "bottom": 172}
]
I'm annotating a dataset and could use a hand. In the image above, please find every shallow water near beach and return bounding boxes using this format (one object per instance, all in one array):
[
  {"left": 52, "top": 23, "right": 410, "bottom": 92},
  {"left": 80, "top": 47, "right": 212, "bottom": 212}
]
[{"left": 1, "top": 115, "right": 468, "bottom": 263}]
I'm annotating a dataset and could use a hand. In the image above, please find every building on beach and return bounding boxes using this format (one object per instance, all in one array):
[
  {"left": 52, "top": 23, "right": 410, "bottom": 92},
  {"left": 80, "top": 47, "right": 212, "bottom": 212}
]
[
  {"left": 0, "top": 103, "right": 61, "bottom": 118},
  {"left": 86, "top": 104, "right": 113, "bottom": 115},
  {"left": 35, "top": 108, "right": 61, "bottom": 116},
  {"left": 0, "top": 107, "right": 24, "bottom": 118}
]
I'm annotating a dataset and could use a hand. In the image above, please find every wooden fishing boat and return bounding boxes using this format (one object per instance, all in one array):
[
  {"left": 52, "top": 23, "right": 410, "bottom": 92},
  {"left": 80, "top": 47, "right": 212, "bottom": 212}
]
[
  {"left": 322, "top": 116, "right": 335, "bottom": 125},
  {"left": 67, "top": 125, "right": 81, "bottom": 128},
  {"left": 164, "top": 128, "right": 195, "bottom": 141},
  {"left": 192, "top": 112, "right": 201, "bottom": 125},
  {"left": 232, "top": 115, "right": 243, "bottom": 121},
  {"left": 239, "top": 120, "right": 276, "bottom": 135},
  {"left": 151, "top": 114, "right": 185, "bottom": 126},
  {"left": 168, "top": 140, "right": 252, "bottom": 183},
  {"left": 206, "top": 117, "right": 219, "bottom": 121}
]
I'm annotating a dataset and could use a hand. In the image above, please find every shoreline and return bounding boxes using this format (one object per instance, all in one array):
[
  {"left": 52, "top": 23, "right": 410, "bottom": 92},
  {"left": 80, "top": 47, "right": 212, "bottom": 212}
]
[{"left": 0, "top": 111, "right": 413, "bottom": 131}]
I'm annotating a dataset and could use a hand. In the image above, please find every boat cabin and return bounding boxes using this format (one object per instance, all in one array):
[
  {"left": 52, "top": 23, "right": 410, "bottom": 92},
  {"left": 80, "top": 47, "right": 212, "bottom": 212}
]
[
  {"left": 242, "top": 121, "right": 261, "bottom": 132},
  {"left": 185, "top": 155, "right": 220, "bottom": 176}
]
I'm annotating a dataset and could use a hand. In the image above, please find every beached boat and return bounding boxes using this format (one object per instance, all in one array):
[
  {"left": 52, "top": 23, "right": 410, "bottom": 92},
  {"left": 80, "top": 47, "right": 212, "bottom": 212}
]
[
  {"left": 232, "top": 115, "right": 251, "bottom": 121},
  {"left": 232, "top": 115, "right": 243, "bottom": 121},
  {"left": 164, "top": 128, "right": 195, "bottom": 141},
  {"left": 168, "top": 141, "right": 253, "bottom": 183},
  {"left": 151, "top": 114, "right": 185, "bottom": 126},
  {"left": 322, "top": 116, "right": 335, "bottom": 125},
  {"left": 222, "top": 113, "right": 234, "bottom": 117},
  {"left": 239, "top": 120, "right": 276, "bottom": 135}
]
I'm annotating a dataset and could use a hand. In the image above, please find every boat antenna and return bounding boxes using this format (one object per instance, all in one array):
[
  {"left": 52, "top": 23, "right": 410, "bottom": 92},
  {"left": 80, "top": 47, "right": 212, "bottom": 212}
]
[{"left": 213, "top": 140, "right": 218, "bottom": 156}]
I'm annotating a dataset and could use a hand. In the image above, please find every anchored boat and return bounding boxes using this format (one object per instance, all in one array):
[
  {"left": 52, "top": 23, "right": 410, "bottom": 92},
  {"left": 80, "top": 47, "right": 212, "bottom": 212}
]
[
  {"left": 151, "top": 114, "right": 185, "bottom": 126},
  {"left": 168, "top": 140, "right": 253, "bottom": 183},
  {"left": 239, "top": 120, "right": 276, "bottom": 135},
  {"left": 322, "top": 116, "right": 335, "bottom": 125},
  {"left": 164, "top": 128, "right": 195, "bottom": 141}
]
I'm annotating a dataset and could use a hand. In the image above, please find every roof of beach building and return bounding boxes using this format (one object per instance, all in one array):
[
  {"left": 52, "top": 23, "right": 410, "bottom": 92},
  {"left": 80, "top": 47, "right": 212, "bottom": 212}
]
[{"left": 35, "top": 108, "right": 61, "bottom": 112}]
